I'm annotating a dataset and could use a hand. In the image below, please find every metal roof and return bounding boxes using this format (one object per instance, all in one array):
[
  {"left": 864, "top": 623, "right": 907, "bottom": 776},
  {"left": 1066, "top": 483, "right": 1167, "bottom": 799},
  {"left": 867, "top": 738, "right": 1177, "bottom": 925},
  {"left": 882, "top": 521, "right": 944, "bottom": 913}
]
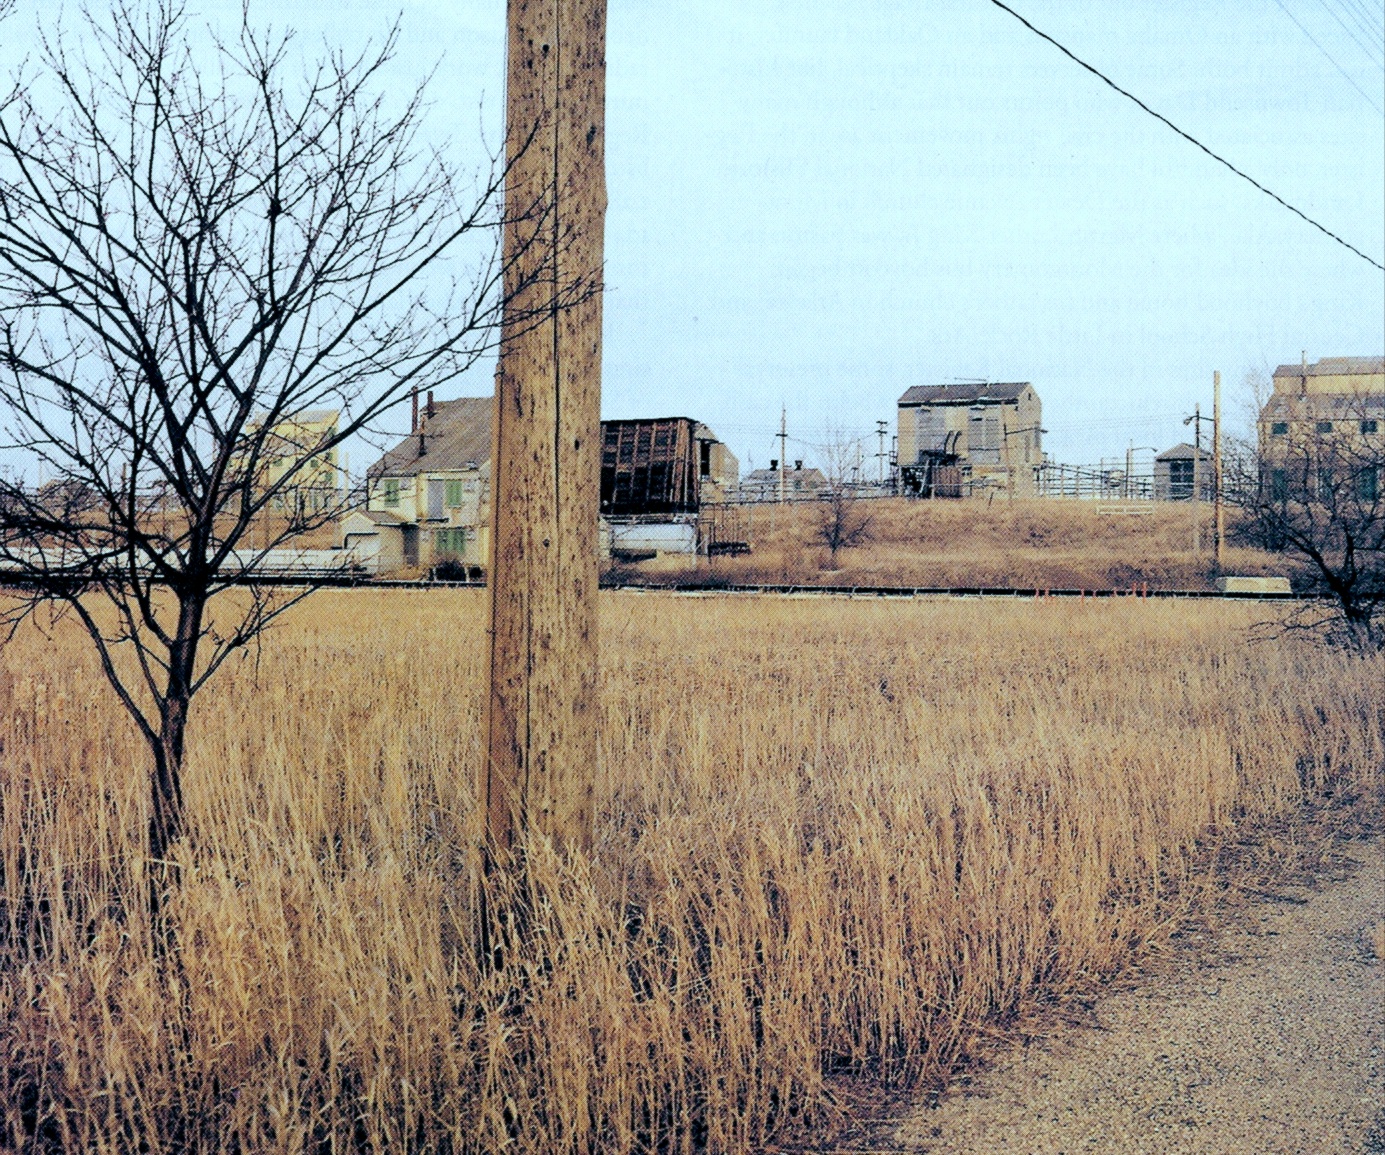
[
  {"left": 1272, "top": 356, "right": 1384, "bottom": 379},
  {"left": 1156, "top": 442, "right": 1212, "bottom": 461},
  {"left": 604, "top": 415, "right": 721, "bottom": 438},
  {"left": 898, "top": 382, "right": 1032, "bottom": 406},
  {"left": 349, "top": 509, "right": 407, "bottom": 526}
]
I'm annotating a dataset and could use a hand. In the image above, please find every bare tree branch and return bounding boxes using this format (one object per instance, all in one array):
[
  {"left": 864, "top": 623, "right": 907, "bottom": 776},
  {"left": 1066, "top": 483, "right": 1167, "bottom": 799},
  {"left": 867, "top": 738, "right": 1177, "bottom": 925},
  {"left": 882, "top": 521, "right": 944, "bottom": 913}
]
[
  {"left": 1227, "top": 388, "right": 1384, "bottom": 650},
  {"left": 814, "top": 429, "right": 876, "bottom": 567},
  {"left": 0, "top": 1, "right": 574, "bottom": 898}
]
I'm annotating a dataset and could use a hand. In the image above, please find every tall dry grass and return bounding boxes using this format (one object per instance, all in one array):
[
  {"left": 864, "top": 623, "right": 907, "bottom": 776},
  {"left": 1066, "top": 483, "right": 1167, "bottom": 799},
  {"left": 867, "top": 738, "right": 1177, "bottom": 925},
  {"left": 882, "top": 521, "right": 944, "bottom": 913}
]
[{"left": 1, "top": 590, "right": 1380, "bottom": 1153}]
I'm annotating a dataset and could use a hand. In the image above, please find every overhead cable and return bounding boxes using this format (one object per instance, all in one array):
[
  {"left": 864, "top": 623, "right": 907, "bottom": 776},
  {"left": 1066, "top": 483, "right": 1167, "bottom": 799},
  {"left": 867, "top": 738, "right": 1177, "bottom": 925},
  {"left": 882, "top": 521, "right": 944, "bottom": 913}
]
[
  {"left": 985, "top": 0, "right": 1385, "bottom": 272},
  {"left": 1312, "top": 0, "right": 1385, "bottom": 67},
  {"left": 1272, "top": 0, "right": 1385, "bottom": 112}
]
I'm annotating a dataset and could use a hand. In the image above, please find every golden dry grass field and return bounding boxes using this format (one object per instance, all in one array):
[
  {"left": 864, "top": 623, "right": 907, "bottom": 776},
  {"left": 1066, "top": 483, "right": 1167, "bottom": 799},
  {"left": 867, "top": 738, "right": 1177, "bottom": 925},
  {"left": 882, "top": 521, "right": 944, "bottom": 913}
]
[{"left": 1, "top": 589, "right": 1381, "bottom": 1153}]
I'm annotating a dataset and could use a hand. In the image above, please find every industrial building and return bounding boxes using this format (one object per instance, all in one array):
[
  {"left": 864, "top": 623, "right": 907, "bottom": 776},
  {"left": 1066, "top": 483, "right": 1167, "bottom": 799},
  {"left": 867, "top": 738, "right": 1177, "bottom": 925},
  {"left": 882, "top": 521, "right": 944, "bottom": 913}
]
[
  {"left": 599, "top": 417, "right": 738, "bottom": 516},
  {"left": 897, "top": 382, "right": 1043, "bottom": 498},
  {"left": 1257, "top": 356, "right": 1384, "bottom": 503}
]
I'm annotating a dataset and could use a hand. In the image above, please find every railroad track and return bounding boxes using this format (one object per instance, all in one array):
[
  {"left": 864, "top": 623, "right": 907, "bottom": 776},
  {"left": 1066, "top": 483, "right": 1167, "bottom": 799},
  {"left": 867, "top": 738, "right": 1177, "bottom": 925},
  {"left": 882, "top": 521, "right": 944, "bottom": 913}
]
[
  {"left": 262, "top": 576, "right": 1306, "bottom": 600},
  {"left": 0, "top": 569, "right": 1306, "bottom": 599},
  {"left": 601, "top": 582, "right": 1304, "bottom": 600}
]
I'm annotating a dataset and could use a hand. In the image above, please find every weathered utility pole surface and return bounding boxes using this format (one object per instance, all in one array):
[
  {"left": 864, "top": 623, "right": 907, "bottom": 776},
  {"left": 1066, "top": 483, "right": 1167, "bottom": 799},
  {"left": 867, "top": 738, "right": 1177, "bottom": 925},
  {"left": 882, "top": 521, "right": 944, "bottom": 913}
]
[{"left": 486, "top": 0, "right": 607, "bottom": 856}]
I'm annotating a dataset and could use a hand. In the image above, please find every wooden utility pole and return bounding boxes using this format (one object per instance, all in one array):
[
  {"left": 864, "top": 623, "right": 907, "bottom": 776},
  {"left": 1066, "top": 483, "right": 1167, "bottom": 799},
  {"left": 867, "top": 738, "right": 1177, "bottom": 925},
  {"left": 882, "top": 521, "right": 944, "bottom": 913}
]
[
  {"left": 1186, "top": 404, "right": 1202, "bottom": 558},
  {"left": 1213, "top": 370, "right": 1224, "bottom": 571},
  {"left": 485, "top": 0, "right": 607, "bottom": 857},
  {"left": 778, "top": 407, "right": 787, "bottom": 504}
]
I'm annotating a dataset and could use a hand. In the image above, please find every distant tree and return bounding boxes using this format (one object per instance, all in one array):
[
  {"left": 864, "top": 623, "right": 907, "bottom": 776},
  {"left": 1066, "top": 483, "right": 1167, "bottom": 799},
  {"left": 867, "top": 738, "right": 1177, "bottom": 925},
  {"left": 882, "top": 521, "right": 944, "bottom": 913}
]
[
  {"left": 0, "top": 1, "right": 561, "bottom": 894},
  {"left": 1228, "top": 390, "right": 1384, "bottom": 650},
  {"left": 814, "top": 431, "right": 875, "bottom": 566}
]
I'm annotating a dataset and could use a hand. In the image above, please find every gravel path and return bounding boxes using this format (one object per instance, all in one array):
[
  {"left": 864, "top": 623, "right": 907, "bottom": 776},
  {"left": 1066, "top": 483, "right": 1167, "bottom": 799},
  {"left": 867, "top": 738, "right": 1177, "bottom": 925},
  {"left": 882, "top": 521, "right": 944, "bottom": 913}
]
[{"left": 882, "top": 835, "right": 1385, "bottom": 1155}]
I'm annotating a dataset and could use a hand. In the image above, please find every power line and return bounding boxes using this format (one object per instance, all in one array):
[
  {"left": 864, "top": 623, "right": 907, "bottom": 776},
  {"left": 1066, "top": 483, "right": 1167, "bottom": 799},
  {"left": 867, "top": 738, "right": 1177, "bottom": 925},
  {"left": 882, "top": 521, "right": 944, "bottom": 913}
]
[
  {"left": 1339, "top": 0, "right": 1385, "bottom": 57},
  {"left": 1313, "top": 0, "right": 1385, "bottom": 67},
  {"left": 985, "top": 0, "right": 1385, "bottom": 272},
  {"left": 1272, "top": 0, "right": 1385, "bottom": 112}
]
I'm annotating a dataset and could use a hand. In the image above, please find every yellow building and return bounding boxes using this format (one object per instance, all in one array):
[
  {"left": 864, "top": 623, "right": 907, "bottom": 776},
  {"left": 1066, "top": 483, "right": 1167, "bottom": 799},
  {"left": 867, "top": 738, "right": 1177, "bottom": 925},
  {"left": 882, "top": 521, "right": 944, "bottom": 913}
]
[
  {"left": 1258, "top": 356, "right": 1384, "bottom": 502},
  {"left": 245, "top": 408, "right": 342, "bottom": 515},
  {"left": 357, "top": 395, "right": 492, "bottom": 573}
]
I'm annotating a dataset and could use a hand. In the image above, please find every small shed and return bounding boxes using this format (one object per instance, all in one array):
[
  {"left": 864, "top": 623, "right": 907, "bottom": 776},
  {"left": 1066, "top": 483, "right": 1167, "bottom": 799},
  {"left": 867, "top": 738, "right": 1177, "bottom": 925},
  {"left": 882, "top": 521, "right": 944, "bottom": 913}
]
[
  {"left": 1154, "top": 443, "right": 1213, "bottom": 501},
  {"left": 340, "top": 509, "right": 411, "bottom": 573}
]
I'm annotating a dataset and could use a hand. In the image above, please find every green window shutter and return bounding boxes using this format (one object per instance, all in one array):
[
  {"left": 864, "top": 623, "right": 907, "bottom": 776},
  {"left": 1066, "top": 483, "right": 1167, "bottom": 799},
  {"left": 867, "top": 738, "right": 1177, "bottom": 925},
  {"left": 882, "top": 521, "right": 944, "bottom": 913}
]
[
  {"left": 445, "top": 478, "right": 464, "bottom": 507},
  {"left": 434, "top": 527, "right": 468, "bottom": 555}
]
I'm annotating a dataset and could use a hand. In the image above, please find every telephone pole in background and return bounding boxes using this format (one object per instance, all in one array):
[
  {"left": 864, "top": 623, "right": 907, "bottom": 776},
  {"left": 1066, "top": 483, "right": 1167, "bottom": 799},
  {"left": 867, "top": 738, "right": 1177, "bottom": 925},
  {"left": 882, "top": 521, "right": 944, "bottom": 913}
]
[
  {"left": 485, "top": 0, "right": 606, "bottom": 857},
  {"left": 778, "top": 407, "right": 787, "bottom": 503},
  {"left": 1213, "top": 370, "right": 1224, "bottom": 571},
  {"left": 876, "top": 420, "right": 888, "bottom": 485},
  {"left": 1184, "top": 404, "right": 1210, "bottom": 560}
]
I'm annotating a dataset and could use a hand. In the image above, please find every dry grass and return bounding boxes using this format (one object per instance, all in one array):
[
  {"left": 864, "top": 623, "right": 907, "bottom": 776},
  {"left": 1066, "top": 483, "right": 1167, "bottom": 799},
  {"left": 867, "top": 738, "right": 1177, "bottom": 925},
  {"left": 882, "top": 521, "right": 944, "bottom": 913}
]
[
  {"left": 680, "top": 498, "right": 1291, "bottom": 589},
  {"left": 1, "top": 590, "right": 1380, "bottom": 1153}
]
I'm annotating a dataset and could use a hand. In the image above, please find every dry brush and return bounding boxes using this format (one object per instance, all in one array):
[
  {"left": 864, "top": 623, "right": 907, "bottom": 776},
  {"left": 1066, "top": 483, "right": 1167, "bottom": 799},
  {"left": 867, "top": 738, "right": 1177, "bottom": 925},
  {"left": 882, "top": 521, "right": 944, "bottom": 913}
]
[{"left": 1, "top": 591, "right": 1381, "bottom": 1153}]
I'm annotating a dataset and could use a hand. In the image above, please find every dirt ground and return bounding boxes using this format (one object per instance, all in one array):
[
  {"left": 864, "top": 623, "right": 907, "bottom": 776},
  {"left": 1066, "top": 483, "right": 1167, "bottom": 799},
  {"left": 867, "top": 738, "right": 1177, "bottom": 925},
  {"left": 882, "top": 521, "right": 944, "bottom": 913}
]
[{"left": 818, "top": 833, "right": 1384, "bottom": 1155}]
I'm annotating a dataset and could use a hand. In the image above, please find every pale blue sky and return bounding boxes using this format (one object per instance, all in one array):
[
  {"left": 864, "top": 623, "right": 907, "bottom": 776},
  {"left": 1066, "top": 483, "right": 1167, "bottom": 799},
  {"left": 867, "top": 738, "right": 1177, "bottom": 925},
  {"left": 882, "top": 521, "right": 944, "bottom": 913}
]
[{"left": 8, "top": 1, "right": 1384, "bottom": 474}]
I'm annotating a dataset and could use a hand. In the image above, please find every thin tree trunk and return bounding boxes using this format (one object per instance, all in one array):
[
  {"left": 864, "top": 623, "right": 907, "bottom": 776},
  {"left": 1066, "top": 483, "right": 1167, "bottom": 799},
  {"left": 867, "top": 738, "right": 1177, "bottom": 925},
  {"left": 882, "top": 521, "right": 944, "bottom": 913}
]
[{"left": 148, "top": 596, "right": 201, "bottom": 924}]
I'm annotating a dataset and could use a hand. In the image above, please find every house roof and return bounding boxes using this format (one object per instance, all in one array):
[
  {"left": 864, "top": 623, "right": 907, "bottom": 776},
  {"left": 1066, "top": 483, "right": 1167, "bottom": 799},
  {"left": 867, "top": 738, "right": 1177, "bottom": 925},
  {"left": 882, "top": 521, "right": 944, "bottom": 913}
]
[
  {"left": 898, "top": 382, "right": 1032, "bottom": 406},
  {"left": 370, "top": 397, "right": 492, "bottom": 477},
  {"left": 1156, "top": 443, "right": 1212, "bottom": 461},
  {"left": 371, "top": 405, "right": 734, "bottom": 481},
  {"left": 742, "top": 466, "right": 828, "bottom": 485},
  {"left": 1272, "top": 356, "right": 1384, "bottom": 379}
]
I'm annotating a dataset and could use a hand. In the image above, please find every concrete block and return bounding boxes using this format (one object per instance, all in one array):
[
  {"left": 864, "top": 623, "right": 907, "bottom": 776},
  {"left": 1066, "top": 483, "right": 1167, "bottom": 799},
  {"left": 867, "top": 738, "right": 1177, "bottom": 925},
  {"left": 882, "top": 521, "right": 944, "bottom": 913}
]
[{"left": 1216, "top": 575, "right": 1292, "bottom": 594}]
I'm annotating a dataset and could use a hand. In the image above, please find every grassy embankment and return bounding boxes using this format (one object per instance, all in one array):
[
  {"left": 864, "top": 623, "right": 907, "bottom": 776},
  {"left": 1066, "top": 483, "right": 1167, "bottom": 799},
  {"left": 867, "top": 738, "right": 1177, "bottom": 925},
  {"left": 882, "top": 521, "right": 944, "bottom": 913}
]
[
  {"left": 1, "top": 590, "right": 1379, "bottom": 1153},
  {"left": 625, "top": 498, "right": 1292, "bottom": 590}
]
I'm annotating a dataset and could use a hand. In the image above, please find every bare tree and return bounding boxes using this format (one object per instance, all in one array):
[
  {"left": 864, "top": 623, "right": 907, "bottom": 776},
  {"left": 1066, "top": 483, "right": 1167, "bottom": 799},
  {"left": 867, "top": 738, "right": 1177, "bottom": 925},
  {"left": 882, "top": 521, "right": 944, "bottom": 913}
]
[
  {"left": 0, "top": 1, "right": 541, "bottom": 884},
  {"left": 1228, "top": 389, "right": 1384, "bottom": 649},
  {"left": 814, "top": 431, "right": 875, "bottom": 567}
]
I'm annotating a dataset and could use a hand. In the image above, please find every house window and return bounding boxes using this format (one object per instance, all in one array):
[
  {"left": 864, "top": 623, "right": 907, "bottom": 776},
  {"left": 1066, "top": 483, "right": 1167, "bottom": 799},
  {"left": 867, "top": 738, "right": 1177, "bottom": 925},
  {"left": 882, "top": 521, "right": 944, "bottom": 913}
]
[
  {"left": 1357, "top": 468, "right": 1379, "bottom": 504},
  {"left": 434, "top": 527, "right": 468, "bottom": 556},
  {"left": 1362, "top": 419, "right": 1379, "bottom": 435},
  {"left": 1270, "top": 421, "right": 1289, "bottom": 436},
  {"left": 445, "top": 478, "right": 464, "bottom": 508},
  {"left": 1270, "top": 469, "right": 1287, "bottom": 502},
  {"left": 383, "top": 478, "right": 400, "bottom": 507},
  {"left": 1316, "top": 421, "right": 1333, "bottom": 434},
  {"left": 1169, "top": 459, "right": 1194, "bottom": 499}
]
